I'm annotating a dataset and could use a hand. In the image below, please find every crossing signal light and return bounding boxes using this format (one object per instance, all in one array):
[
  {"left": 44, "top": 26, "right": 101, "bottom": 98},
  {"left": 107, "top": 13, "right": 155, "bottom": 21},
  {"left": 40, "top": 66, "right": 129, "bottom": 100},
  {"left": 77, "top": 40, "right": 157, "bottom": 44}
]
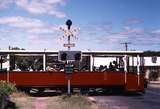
[{"left": 59, "top": 51, "right": 81, "bottom": 61}]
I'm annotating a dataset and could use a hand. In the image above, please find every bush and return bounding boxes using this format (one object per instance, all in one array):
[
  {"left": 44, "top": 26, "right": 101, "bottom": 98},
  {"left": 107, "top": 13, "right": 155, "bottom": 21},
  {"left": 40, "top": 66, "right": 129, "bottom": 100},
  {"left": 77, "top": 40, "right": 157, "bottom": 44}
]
[
  {"left": 0, "top": 80, "right": 17, "bottom": 108},
  {"left": 0, "top": 80, "right": 17, "bottom": 96}
]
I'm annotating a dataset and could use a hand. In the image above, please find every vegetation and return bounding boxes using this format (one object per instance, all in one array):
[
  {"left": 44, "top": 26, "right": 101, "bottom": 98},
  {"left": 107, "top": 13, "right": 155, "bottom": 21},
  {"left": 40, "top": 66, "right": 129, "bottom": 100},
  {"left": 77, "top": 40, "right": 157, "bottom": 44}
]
[
  {"left": 0, "top": 80, "right": 17, "bottom": 96},
  {"left": 0, "top": 80, "right": 17, "bottom": 108}
]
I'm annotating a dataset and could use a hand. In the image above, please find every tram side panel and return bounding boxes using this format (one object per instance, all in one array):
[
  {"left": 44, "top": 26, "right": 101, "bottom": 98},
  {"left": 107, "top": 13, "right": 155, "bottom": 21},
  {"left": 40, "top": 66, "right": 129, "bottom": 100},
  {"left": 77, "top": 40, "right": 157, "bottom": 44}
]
[
  {"left": 0, "top": 72, "right": 7, "bottom": 81},
  {"left": 9, "top": 71, "right": 67, "bottom": 88},
  {"left": 71, "top": 71, "right": 125, "bottom": 88},
  {"left": 71, "top": 72, "right": 105, "bottom": 87},
  {"left": 7, "top": 71, "right": 126, "bottom": 88},
  {"left": 126, "top": 73, "right": 145, "bottom": 92},
  {"left": 1, "top": 71, "right": 145, "bottom": 93}
]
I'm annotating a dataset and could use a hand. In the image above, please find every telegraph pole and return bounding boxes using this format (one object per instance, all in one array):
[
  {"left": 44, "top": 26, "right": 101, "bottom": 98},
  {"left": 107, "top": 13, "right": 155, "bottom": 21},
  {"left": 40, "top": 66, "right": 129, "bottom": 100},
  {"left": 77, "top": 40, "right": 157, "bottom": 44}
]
[{"left": 121, "top": 42, "right": 131, "bottom": 51}]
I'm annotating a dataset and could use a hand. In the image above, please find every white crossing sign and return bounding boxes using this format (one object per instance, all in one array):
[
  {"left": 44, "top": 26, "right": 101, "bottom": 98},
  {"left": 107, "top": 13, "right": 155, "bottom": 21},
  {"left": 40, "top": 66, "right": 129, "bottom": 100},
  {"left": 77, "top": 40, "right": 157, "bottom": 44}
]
[{"left": 63, "top": 43, "right": 75, "bottom": 47}]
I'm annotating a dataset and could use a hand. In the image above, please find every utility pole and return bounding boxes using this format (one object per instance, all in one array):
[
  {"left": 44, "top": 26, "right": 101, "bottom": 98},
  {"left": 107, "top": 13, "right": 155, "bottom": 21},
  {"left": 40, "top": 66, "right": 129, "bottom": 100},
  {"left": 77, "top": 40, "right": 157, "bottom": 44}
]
[{"left": 121, "top": 42, "right": 131, "bottom": 51}]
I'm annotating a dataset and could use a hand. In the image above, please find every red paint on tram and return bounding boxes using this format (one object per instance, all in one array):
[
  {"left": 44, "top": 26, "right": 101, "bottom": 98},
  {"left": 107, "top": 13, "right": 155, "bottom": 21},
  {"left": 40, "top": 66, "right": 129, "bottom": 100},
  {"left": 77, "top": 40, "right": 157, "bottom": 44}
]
[{"left": 0, "top": 71, "right": 145, "bottom": 92}]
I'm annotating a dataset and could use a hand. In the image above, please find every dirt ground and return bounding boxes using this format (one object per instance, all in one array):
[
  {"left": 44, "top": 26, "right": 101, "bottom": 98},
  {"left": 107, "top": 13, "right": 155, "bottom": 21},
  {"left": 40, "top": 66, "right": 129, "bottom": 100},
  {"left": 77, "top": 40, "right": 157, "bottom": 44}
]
[{"left": 10, "top": 92, "right": 97, "bottom": 109}]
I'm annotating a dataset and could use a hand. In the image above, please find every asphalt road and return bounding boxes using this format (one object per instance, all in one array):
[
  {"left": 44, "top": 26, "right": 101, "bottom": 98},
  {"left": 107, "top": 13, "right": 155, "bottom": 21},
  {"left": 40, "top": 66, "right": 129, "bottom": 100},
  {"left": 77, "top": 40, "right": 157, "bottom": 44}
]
[{"left": 92, "top": 83, "right": 160, "bottom": 109}]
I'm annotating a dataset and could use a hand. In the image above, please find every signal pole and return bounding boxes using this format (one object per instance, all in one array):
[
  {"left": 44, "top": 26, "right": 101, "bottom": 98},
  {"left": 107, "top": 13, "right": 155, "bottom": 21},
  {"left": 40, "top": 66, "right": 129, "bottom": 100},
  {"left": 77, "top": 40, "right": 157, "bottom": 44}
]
[
  {"left": 121, "top": 42, "right": 131, "bottom": 51},
  {"left": 66, "top": 20, "right": 72, "bottom": 51},
  {"left": 60, "top": 19, "right": 80, "bottom": 96},
  {"left": 60, "top": 19, "right": 79, "bottom": 51}
]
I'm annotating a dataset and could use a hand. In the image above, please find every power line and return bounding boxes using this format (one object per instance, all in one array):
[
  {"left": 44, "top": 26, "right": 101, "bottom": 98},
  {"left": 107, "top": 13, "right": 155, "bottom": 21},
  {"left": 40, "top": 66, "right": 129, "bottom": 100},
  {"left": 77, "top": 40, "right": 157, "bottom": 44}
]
[{"left": 120, "top": 42, "right": 131, "bottom": 51}]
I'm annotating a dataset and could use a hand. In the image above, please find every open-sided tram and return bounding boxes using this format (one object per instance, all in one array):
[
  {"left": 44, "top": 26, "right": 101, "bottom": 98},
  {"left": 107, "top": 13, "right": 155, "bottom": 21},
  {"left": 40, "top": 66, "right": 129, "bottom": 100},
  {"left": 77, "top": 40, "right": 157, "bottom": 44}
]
[{"left": 0, "top": 50, "right": 145, "bottom": 93}]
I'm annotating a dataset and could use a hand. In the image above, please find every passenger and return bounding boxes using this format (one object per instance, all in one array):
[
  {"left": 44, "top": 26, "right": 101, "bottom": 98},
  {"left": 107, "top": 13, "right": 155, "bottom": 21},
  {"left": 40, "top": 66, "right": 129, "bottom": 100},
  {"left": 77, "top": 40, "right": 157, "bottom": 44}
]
[
  {"left": 13, "top": 68, "right": 21, "bottom": 71},
  {"left": 59, "top": 64, "right": 65, "bottom": 71},
  {"left": 93, "top": 66, "right": 96, "bottom": 71},
  {"left": 99, "top": 65, "right": 104, "bottom": 72},
  {"left": 113, "top": 61, "right": 118, "bottom": 71},
  {"left": 145, "top": 69, "right": 150, "bottom": 80},
  {"left": 113, "top": 61, "right": 118, "bottom": 68},
  {"left": 29, "top": 66, "right": 33, "bottom": 71},
  {"left": 59, "top": 66, "right": 64, "bottom": 71},
  {"left": 80, "top": 65, "right": 88, "bottom": 71},
  {"left": 109, "top": 62, "right": 114, "bottom": 71},
  {"left": 46, "top": 65, "right": 57, "bottom": 71},
  {"left": 46, "top": 66, "right": 51, "bottom": 71},
  {"left": 103, "top": 65, "right": 107, "bottom": 71}
]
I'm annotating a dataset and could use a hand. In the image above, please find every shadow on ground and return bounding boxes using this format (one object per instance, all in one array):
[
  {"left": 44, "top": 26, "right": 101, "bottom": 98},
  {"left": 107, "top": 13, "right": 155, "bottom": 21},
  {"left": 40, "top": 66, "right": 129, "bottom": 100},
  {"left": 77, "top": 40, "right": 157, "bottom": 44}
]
[{"left": 23, "top": 89, "right": 144, "bottom": 97}]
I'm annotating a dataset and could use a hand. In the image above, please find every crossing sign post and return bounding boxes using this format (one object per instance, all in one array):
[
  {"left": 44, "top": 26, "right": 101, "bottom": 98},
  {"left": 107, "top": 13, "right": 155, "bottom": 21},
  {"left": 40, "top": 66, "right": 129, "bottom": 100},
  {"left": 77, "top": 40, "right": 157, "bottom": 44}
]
[{"left": 65, "top": 64, "right": 73, "bottom": 96}]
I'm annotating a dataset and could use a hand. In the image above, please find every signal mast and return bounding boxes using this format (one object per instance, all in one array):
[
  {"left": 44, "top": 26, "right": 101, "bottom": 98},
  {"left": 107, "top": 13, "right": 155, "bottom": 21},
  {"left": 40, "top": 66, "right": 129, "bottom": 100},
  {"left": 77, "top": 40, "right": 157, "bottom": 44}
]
[
  {"left": 59, "top": 20, "right": 80, "bottom": 96},
  {"left": 59, "top": 19, "right": 79, "bottom": 51}
]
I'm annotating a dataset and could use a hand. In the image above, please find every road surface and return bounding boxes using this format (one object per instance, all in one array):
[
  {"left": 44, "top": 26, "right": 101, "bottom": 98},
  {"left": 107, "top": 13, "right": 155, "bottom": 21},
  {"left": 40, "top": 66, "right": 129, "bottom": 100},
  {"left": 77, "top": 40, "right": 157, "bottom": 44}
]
[{"left": 92, "top": 83, "right": 160, "bottom": 109}]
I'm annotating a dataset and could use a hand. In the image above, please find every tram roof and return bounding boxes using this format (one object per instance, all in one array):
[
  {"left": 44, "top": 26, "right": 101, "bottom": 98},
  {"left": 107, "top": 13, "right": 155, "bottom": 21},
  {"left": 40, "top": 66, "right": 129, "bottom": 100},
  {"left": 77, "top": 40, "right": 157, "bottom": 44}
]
[
  {"left": 82, "top": 51, "right": 143, "bottom": 55},
  {"left": 0, "top": 50, "right": 143, "bottom": 56},
  {"left": 0, "top": 50, "right": 57, "bottom": 54}
]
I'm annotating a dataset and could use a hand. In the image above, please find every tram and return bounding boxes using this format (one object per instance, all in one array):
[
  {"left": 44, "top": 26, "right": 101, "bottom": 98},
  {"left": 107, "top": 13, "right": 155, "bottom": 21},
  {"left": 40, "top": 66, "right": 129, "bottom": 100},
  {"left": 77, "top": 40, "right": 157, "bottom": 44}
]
[{"left": 0, "top": 50, "right": 145, "bottom": 93}]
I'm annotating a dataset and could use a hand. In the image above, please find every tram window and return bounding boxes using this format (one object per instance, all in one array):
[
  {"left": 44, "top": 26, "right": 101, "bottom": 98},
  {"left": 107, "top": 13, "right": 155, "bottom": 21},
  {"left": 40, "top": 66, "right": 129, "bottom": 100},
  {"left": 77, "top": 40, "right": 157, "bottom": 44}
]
[
  {"left": 74, "top": 53, "right": 81, "bottom": 61},
  {"left": 77, "top": 56, "right": 90, "bottom": 72},
  {"left": 61, "top": 53, "right": 67, "bottom": 61},
  {"left": 10, "top": 56, "right": 43, "bottom": 71},
  {"left": 126, "top": 56, "right": 145, "bottom": 74}
]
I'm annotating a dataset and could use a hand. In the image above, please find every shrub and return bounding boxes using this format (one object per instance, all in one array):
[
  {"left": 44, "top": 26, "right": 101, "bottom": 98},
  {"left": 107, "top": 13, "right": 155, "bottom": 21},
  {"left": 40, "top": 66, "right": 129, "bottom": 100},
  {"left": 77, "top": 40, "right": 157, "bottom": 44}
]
[
  {"left": 0, "top": 80, "right": 17, "bottom": 108},
  {"left": 0, "top": 80, "right": 17, "bottom": 96}
]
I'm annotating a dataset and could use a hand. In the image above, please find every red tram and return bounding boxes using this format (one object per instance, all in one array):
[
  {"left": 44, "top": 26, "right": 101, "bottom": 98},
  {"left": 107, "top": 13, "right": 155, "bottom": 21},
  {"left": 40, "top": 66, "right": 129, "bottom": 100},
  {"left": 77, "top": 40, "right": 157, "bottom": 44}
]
[{"left": 0, "top": 50, "right": 145, "bottom": 93}]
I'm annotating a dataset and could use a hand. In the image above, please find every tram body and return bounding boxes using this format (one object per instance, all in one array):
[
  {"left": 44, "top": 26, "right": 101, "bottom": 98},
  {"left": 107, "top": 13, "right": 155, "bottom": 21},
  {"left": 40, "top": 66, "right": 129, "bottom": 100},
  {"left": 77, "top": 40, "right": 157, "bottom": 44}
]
[{"left": 0, "top": 50, "right": 145, "bottom": 93}]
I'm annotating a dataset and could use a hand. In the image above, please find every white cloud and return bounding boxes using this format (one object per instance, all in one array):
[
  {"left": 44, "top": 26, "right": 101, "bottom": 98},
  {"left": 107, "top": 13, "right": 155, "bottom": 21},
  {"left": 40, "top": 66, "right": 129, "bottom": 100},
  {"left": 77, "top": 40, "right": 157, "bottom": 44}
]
[
  {"left": 15, "top": 0, "right": 66, "bottom": 18},
  {"left": 27, "top": 28, "right": 55, "bottom": 34},
  {"left": 0, "top": 16, "right": 45, "bottom": 29},
  {"left": 0, "top": 0, "right": 13, "bottom": 9},
  {"left": 84, "top": 24, "right": 160, "bottom": 50},
  {"left": 0, "top": 0, "right": 66, "bottom": 18},
  {"left": 124, "top": 18, "right": 143, "bottom": 25},
  {"left": 152, "top": 29, "right": 160, "bottom": 34},
  {"left": 0, "top": 16, "right": 60, "bottom": 33},
  {"left": 0, "top": 16, "right": 60, "bottom": 46}
]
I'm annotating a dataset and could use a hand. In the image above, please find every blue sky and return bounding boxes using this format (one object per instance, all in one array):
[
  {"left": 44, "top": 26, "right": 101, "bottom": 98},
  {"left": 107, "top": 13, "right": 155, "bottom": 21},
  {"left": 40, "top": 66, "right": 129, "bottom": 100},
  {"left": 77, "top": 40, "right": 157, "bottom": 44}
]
[{"left": 0, "top": 0, "right": 160, "bottom": 51}]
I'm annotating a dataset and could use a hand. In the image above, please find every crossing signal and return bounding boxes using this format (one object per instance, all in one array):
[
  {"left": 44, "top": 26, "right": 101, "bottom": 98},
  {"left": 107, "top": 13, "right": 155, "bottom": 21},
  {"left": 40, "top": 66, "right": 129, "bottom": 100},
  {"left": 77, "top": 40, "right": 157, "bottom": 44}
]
[{"left": 59, "top": 51, "right": 81, "bottom": 61}]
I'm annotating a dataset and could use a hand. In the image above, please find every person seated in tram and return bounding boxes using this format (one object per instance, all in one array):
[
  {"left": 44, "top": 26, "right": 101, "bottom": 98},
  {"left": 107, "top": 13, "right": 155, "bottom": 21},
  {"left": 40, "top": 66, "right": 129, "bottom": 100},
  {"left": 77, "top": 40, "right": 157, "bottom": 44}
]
[
  {"left": 46, "top": 64, "right": 57, "bottom": 71},
  {"left": 109, "top": 62, "right": 114, "bottom": 71},
  {"left": 80, "top": 65, "right": 88, "bottom": 71},
  {"left": 99, "top": 65, "right": 107, "bottom": 72},
  {"left": 103, "top": 65, "right": 107, "bottom": 72},
  {"left": 28, "top": 66, "right": 33, "bottom": 71},
  {"left": 59, "top": 65, "right": 64, "bottom": 71},
  {"left": 93, "top": 66, "right": 97, "bottom": 71},
  {"left": 113, "top": 61, "right": 119, "bottom": 71},
  {"left": 109, "top": 62, "right": 113, "bottom": 70},
  {"left": 12, "top": 68, "right": 21, "bottom": 71},
  {"left": 12, "top": 64, "right": 21, "bottom": 71},
  {"left": 99, "top": 65, "right": 104, "bottom": 72}
]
